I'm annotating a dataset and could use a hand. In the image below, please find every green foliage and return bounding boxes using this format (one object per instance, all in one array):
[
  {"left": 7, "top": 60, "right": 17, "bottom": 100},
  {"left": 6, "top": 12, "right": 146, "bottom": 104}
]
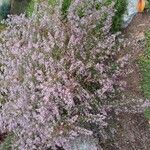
[
  {"left": 145, "top": 0, "right": 150, "bottom": 11},
  {"left": 0, "top": 1, "right": 10, "bottom": 20},
  {"left": 139, "top": 31, "right": 150, "bottom": 98},
  {"left": 144, "top": 107, "right": 150, "bottom": 120},
  {"left": 26, "top": 0, "right": 37, "bottom": 17},
  {"left": 26, "top": 0, "right": 70, "bottom": 17},
  {"left": 139, "top": 60, "right": 150, "bottom": 98},
  {"left": 0, "top": 134, "right": 14, "bottom": 150},
  {"left": 61, "top": 0, "right": 72, "bottom": 19},
  {"left": 137, "top": 20, "right": 150, "bottom": 129},
  {"left": 74, "top": 0, "right": 127, "bottom": 33},
  {"left": 138, "top": 32, "right": 150, "bottom": 120},
  {"left": 10, "top": 0, "right": 31, "bottom": 15},
  {"left": 26, "top": 0, "right": 51, "bottom": 17},
  {"left": 48, "top": 0, "right": 57, "bottom": 6},
  {"left": 77, "top": 5, "right": 85, "bottom": 18},
  {"left": 111, "top": 0, "right": 128, "bottom": 33}
]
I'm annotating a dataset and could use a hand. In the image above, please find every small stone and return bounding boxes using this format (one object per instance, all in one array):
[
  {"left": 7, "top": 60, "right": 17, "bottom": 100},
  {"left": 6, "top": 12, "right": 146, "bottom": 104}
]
[
  {"left": 70, "top": 135, "right": 100, "bottom": 150},
  {"left": 123, "top": 0, "right": 138, "bottom": 28},
  {"left": 136, "top": 32, "right": 145, "bottom": 41}
]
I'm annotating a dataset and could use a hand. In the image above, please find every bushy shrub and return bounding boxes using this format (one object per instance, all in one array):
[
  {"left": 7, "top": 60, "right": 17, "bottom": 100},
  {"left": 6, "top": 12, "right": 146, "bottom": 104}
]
[
  {"left": 10, "top": 0, "right": 32, "bottom": 15},
  {"left": 26, "top": 0, "right": 72, "bottom": 18},
  {"left": 145, "top": 0, "right": 150, "bottom": 12},
  {"left": 0, "top": 1, "right": 11, "bottom": 20},
  {"left": 111, "top": 0, "right": 128, "bottom": 32},
  {"left": 0, "top": 1, "right": 129, "bottom": 149}
]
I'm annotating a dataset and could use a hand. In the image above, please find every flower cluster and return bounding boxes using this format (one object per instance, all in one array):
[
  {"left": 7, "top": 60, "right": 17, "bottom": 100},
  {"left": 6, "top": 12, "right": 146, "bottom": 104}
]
[{"left": 0, "top": 1, "right": 129, "bottom": 149}]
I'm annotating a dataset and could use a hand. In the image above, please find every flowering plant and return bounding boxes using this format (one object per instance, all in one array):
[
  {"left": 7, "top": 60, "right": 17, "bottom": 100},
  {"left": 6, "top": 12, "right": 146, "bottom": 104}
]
[{"left": 0, "top": 1, "right": 129, "bottom": 149}]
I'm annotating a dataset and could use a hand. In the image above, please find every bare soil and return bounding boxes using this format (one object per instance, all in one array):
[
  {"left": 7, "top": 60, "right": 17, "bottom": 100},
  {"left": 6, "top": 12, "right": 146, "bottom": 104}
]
[
  {"left": 109, "top": 11, "right": 150, "bottom": 150},
  {"left": 114, "top": 112, "right": 150, "bottom": 150},
  {"left": 122, "top": 11, "right": 150, "bottom": 98}
]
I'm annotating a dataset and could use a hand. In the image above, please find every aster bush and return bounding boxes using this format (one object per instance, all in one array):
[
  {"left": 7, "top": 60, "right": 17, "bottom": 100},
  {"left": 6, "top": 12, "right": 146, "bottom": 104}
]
[{"left": 0, "top": 0, "right": 130, "bottom": 149}]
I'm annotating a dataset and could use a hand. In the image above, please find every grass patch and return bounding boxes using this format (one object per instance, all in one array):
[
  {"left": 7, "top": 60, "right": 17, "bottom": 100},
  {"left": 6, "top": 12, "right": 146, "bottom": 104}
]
[
  {"left": 139, "top": 31, "right": 150, "bottom": 98},
  {"left": 139, "top": 31, "right": 150, "bottom": 120},
  {"left": 144, "top": 107, "right": 150, "bottom": 120}
]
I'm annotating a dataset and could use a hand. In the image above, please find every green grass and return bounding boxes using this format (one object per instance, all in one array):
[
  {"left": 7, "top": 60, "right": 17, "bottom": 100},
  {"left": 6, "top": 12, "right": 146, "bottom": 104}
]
[
  {"left": 139, "top": 31, "right": 150, "bottom": 120},
  {"left": 144, "top": 107, "right": 150, "bottom": 120},
  {"left": 139, "top": 32, "right": 150, "bottom": 98}
]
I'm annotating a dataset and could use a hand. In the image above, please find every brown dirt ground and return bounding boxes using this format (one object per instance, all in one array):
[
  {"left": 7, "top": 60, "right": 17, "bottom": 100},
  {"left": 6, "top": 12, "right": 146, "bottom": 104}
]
[
  {"left": 109, "top": 11, "right": 150, "bottom": 150},
  {"left": 122, "top": 11, "right": 150, "bottom": 98},
  {"left": 114, "top": 112, "right": 150, "bottom": 150}
]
